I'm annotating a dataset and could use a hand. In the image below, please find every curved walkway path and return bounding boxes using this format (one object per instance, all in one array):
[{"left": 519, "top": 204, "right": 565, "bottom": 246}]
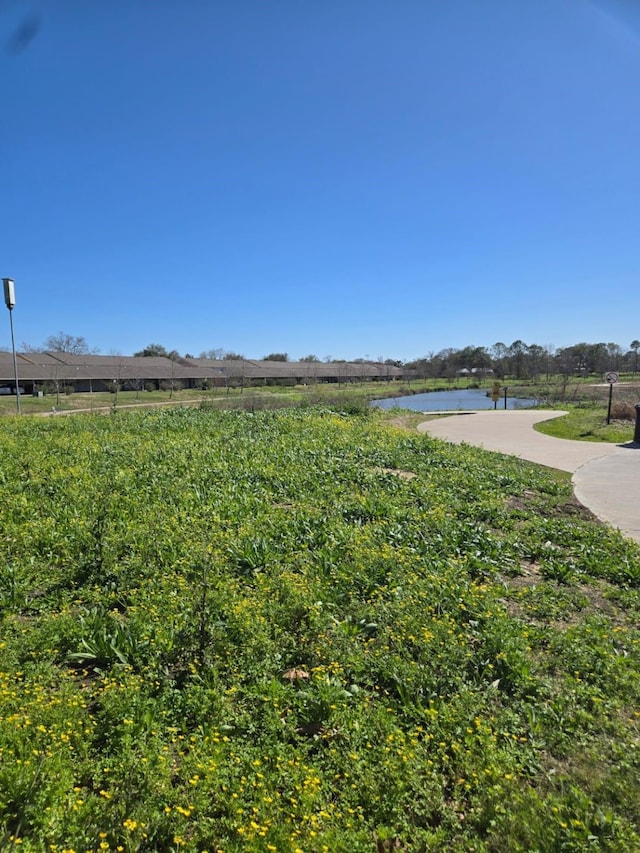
[{"left": 417, "top": 410, "right": 640, "bottom": 544}]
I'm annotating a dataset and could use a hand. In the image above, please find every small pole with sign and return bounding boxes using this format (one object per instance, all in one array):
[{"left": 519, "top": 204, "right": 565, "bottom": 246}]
[
  {"left": 605, "top": 371, "right": 618, "bottom": 424},
  {"left": 491, "top": 381, "right": 501, "bottom": 409}
]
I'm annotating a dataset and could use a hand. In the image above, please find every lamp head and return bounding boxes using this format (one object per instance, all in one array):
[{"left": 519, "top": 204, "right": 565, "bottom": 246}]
[{"left": 3, "top": 278, "right": 15, "bottom": 310}]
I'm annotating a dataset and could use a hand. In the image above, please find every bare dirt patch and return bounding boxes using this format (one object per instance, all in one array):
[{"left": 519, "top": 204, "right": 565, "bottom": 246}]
[
  {"left": 385, "top": 412, "right": 438, "bottom": 432},
  {"left": 377, "top": 467, "right": 417, "bottom": 481}
]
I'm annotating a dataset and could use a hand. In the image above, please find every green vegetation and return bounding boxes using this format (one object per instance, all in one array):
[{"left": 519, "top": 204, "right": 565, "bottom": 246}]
[
  {"left": 1, "top": 371, "right": 637, "bottom": 419},
  {"left": 1, "top": 407, "right": 639, "bottom": 851},
  {"left": 0, "top": 379, "right": 483, "bottom": 418},
  {"left": 535, "top": 405, "right": 635, "bottom": 444},
  {"left": 0, "top": 382, "right": 398, "bottom": 417}
]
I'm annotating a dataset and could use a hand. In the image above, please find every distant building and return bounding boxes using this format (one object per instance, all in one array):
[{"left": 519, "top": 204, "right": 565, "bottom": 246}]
[
  {"left": 456, "top": 367, "right": 494, "bottom": 378},
  {"left": 0, "top": 352, "right": 408, "bottom": 394}
]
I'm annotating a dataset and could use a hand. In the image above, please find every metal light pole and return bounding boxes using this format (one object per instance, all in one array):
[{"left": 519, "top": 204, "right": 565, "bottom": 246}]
[{"left": 3, "top": 278, "right": 21, "bottom": 414}]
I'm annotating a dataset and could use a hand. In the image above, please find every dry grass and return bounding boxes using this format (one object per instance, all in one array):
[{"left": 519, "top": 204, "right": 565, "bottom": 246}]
[{"left": 611, "top": 401, "right": 638, "bottom": 421}]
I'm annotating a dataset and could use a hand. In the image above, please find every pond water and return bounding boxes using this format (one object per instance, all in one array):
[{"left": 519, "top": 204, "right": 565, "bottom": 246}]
[{"left": 372, "top": 388, "right": 539, "bottom": 411}]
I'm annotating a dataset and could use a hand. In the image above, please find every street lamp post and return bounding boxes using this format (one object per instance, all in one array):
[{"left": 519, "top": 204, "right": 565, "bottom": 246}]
[{"left": 3, "top": 278, "right": 21, "bottom": 414}]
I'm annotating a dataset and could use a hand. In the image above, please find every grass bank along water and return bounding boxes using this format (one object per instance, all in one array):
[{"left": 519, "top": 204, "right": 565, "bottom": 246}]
[{"left": 0, "top": 407, "right": 639, "bottom": 851}]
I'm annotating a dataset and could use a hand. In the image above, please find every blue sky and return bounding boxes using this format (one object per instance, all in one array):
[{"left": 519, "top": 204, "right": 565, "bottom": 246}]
[{"left": 2, "top": 0, "right": 639, "bottom": 361}]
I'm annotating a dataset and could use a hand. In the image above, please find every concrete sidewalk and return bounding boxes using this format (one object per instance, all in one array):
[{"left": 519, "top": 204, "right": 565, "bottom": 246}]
[{"left": 417, "top": 410, "right": 640, "bottom": 544}]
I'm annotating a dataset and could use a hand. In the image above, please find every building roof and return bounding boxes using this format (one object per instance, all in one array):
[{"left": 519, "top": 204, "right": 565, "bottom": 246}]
[{"left": 0, "top": 352, "right": 405, "bottom": 384}]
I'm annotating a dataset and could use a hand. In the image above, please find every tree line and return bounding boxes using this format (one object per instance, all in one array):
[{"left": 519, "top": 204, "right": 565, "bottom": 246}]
[{"left": 405, "top": 340, "right": 640, "bottom": 380}]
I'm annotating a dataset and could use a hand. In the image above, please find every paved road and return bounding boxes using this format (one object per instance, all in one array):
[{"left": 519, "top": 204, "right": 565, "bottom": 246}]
[{"left": 418, "top": 410, "right": 640, "bottom": 544}]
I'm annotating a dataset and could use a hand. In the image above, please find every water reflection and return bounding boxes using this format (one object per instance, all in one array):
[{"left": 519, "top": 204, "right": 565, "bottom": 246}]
[{"left": 372, "top": 388, "right": 538, "bottom": 411}]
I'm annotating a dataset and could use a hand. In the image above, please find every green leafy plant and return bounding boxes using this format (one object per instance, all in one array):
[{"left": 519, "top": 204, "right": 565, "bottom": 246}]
[{"left": 0, "top": 407, "right": 638, "bottom": 851}]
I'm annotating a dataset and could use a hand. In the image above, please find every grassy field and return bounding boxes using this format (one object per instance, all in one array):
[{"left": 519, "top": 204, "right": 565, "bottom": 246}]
[
  {"left": 0, "top": 381, "right": 433, "bottom": 417},
  {"left": 534, "top": 406, "right": 636, "bottom": 444},
  {"left": 0, "top": 406, "right": 639, "bottom": 851}
]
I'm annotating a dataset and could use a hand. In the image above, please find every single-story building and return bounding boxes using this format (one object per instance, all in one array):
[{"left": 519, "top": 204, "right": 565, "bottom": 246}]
[{"left": 0, "top": 352, "right": 408, "bottom": 394}]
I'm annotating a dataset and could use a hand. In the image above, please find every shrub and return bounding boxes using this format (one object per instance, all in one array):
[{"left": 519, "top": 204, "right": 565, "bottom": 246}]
[
  {"left": 611, "top": 401, "right": 637, "bottom": 421},
  {"left": 159, "top": 380, "right": 183, "bottom": 392}
]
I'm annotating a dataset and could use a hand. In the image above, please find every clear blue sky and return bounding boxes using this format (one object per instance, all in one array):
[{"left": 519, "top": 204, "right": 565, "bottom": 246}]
[{"left": 2, "top": 0, "right": 639, "bottom": 361}]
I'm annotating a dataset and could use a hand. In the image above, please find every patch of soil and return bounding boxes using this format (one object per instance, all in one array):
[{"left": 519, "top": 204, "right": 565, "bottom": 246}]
[
  {"left": 508, "top": 561, "right": 544, "bottom": 590},
  {"left": 557, "top": 495, "right": 600, "bottom": 522},
  {"left": 387, "top": 414, "right": 432, "bottom": 431},
  {"left": 377, "top": 467, "right": 417, "bottom": 481},
  {"left": 506, "top": 490, "right": 538, "bottom": 512},
  {"left": 508, "top": 490, "right": 597, "bottom": 523}
]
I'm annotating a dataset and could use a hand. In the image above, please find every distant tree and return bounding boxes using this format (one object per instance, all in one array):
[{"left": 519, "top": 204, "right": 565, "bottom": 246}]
[
  {"left": 455, "top": 345, "right": 491, "bottom": 373},
  {"left": 560, "top": 342, "right": 620, "bottom": 375},
  {"left": 631, "top": 340, "right": 640, "bottom": 373},
  {"left": 555, "top": 346, "right": 578, "bottom": 377},
  {"left": 224, "top": 358, "right": 247, "bottom": 393},
  {"left": 568, "top": 343, "right": 589, "bottom": 373},
  {"left": 199, "top": 348, "right": 226, "bottom": 360},
  {"left": 433, "top": 348, "right": 456, "bottom": 379},
  {"left": 404, "top": 355, "right": 429, "bottom": 379},
  {"left": 44, "top": 331, "right": 96, "bottom": 354},
  {"left": 542, "top": 344, "right": 556, "bottom": 380},
  {"left": 606, "top": 342, "right": 623, "bottom": 371},
  {"left": 133, "top": 343, "right": 180, "bottom": 360},
  {"left": 507, "top": 340, "right": 526, "bottom": 379},
  {"left": 134, "top": 343, "right": 167, "bottom": 357},
  {"left": 490, "top": 342, "right": 508, "bottom": 378},
  {"left": 299, "top": 354, "right": 320, "bottom": 362},
  {"left": 590, "top": 343, "right": 609, "bottom": 374},
  {"left": 223, "top": 352, "right": 245, "bottom": 360},
  {"left": 526, "top": 344, "right": 546, "bottom": 381},
  {"left": 262, "top": 353, "right": 288, "bottom": 362}
]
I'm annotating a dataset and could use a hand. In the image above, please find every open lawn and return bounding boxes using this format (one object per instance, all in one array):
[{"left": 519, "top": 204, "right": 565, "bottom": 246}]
[
  {"left": 534, "top": 406, "right": 635, "bottom": 444},
  {"left": 0, "top": 406, "right": 639, "bottom": 851}
]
